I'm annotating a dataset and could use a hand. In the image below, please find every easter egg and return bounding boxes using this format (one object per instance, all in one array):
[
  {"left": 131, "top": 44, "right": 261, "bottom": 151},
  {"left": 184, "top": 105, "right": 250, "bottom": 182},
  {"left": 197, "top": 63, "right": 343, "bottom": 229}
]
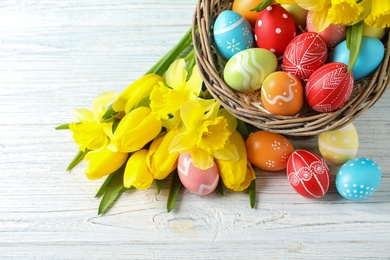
[
  {"left": 362, "top": 24, "right": 387, "bottom": 40},
  {"left": 287, "top": 150, "right": 330, "bottom": 198},
  {"left": 306, "top": 62, "right": 354, "bottom": 113},
  {"left": 281, "top": 4, "right": 307, "bottom": 30},
  {"left": 254, "top": 5, "right": 296, "bottom": 57},
  {"left": 336, "top": 158, "right": 381, "bottom": 201},
  {"left": 329, "top": 36, "right": 385, "bottom": 81},
  {"left": 261, "top": 72, "right": 304, "bottom": 116},
  {"left": 177, "top": 153, "right": 219, "bottom": 196},
  {"left": 232, "top": 0, "right": 264, "bottom": 27},
  {"left": 306, "top": 11, "right": 347, "bottom": 48},
  {"left": 246, "top": 131, "right": 294, "bottom": 171},
  {"left": 213, "top": 10, "right": 255, "bottom": 60},
  {"left": 318, "top": 123, "right": 359, "bottom": 166},
  {"left": 224, "top": 48, "right": 278, "bottom": 92},
  {"left": 283, "top": 32, "right": 328, "bottom": 80}
]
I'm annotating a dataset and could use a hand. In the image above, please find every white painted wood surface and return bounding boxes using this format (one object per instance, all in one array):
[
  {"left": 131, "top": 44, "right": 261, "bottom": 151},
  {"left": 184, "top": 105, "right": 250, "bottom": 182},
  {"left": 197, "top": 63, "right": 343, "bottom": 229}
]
[{"left": 1, "top": 1, "right": 389, "bottom": 259}]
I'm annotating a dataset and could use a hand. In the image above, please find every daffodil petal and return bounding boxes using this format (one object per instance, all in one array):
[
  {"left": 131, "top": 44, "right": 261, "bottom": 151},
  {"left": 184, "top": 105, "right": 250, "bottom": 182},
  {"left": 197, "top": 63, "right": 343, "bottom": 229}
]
[
  {"left": 92, "top": 92, "right": 117, "bottom": 114},
  {"left": 329, "top": 0, "right": 364, "bottom": 26},
  {"left": 73, "top": 108, "right": 95, "bottom": 122},
  {"left": 308, "top": 8, "right": 332, "bottom": 32},
  {"left": 295, "top": 0, "right": 329, "bottom": 11},
  {"left": 190, "top": 147, "right": 215, "bottom": 170},
  {"left": 180, "top": 100, "right": 204, "bottom": 130},
  {"left": 183, "top": 65, "right": 203, "bottom": 98},
  {"left": 365, "top": 0, "right": 390, "bottom": 28},
  {"left": 165, "top": 59, "right": 187, "bottom": 91},
  {"left": 150, "top": 82, "right": 186, "bottom": 120},
  {"left": 218, "top": 108, "right": 238, "bottom": 134},
  {"left": 196, "top": 117, "right": 230, "bottom": 154},
  {"left": 276, "top": 0, "right": 297, "bottom": 4},
  {"left": 169, "top": 130, "right": 197, "bottom": 154}
]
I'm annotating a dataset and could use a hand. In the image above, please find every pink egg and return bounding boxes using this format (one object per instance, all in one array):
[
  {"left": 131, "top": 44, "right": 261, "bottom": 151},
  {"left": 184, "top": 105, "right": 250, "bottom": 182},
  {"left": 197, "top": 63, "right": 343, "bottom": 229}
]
[
  {"left": 254, "top": 5, "right": 296, "bottom": 57},
  {"left": 287, "top": 150, "right": 330, "bottom": 198},
  {"left": 283, "top": 32, "right": 328, "bottom": 80},
  {"left": 306, "top": 11, "right": 347, "bottom": 49},
  {"left": 306, "top": 62, "right": 354, "bottom": 113},
  {"left": 177, "top": 153, "right": 219, "bottom": 196}
]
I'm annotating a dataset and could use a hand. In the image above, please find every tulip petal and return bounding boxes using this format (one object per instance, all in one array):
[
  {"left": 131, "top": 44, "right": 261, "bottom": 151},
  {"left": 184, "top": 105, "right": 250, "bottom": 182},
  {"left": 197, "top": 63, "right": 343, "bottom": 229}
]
[{"left": 123, "top": 149, "right": 154, "bottom": 190}]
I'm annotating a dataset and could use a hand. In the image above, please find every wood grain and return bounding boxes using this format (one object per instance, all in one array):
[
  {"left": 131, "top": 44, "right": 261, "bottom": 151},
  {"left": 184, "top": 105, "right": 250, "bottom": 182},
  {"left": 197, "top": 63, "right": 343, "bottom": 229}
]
[{"left": 1, "top": 0, "right": 389, "bottom": 259}]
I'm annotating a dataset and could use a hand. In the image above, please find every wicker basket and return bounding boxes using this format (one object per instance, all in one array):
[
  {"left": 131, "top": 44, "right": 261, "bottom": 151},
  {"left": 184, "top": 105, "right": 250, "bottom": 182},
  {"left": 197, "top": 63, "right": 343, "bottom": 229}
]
[{"left": 192, "top": 0, "right": 390, "bottom": 136}]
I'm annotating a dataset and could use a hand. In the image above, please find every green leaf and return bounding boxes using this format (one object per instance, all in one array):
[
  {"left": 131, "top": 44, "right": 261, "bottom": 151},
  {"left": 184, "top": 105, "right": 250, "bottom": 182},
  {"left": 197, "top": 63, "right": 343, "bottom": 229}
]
[
  {"left": 346, "top": 21, "right": 364, "bottom": 72},
  {"left": 167, "top": 170, "right": 182, "bottom": 212},
  {"left": 156, "top": 179, "right": 164, "bottom": 195},
  {"left": 98, "top": 164, "right": 126, "bottom": 215},
  {"left": 237, "top": 119, "right": 249, "bottom": 140},
  {"left": 55, "top": 123, "right": 70, "bottom": 130},
  {"left": 95, "top": 171, "right": 117, "bottom": 198},
  {"left": 102, "top": 104, "right": 117, "bottom": 120},
  {"left": 216, "top": 178, "right": 224, "bottom": 196},
  {"left": 248, "top": 179, "right": 256, "bottom": 209},
  {"left": 66, "top": 150, "right": 87, "bottom": 171},
  {"left": 250, "top": 0, "right": 273, "bottom": 12}
]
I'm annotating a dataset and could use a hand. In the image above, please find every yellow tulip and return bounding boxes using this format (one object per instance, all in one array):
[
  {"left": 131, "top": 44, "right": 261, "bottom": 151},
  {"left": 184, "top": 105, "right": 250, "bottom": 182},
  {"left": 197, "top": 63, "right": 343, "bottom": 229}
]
[
  {"left": 123, "top": 149, "right": 154, "bottom": 190},
  {"left": 216, "top": 131, "right": 256, "bottom": 191},
  {"left": 109, "top": 107, "right": 162, "bottom": 153},
  {"left": 112, "top": 74, "right": 164, "bottom": 113},
  {"left": 84, "top": 146, "right": 128, "bottom": 180},
  {"left": 365, "top": 0, "right": 390, "bottom": 28},
  {"left": 146, "top": 130, "right": 179, "bottom": 180}
]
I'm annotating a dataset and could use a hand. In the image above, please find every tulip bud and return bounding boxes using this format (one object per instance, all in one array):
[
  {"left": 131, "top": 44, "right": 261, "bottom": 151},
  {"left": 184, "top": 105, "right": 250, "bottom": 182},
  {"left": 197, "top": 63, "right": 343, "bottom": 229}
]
[
  {"left": 111, "top": 107, "right": 162, "bottom": 153},
  {"left": 147, "top": 130, "right": 179, "bottom": 180},
  {"left": 112, "top": 74, "right": 164, "bottom": 113},
  {"left": 123, "top": 149, "right": 154, "bottom": 190},
  {"left": 216, "top": 131, "right": 256, "bottom": 191},
  {"left": 84, "top": 147, "right": 128, "bottom": 180}
]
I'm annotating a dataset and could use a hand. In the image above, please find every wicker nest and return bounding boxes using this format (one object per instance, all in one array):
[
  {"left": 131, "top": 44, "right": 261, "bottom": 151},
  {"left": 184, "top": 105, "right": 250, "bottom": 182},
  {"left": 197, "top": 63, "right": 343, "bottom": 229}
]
[{"left": 192, "top": 0, "right": 390, "bottom": 136}]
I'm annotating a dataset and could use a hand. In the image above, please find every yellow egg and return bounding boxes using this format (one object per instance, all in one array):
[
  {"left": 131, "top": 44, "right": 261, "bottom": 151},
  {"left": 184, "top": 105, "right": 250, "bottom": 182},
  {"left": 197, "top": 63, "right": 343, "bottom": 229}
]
[
  {"left": 318, "top": 123, "right": 359, "bottom": 166},
  {"left": 362, "top": 24, "right": 387, "bottom": 40}
]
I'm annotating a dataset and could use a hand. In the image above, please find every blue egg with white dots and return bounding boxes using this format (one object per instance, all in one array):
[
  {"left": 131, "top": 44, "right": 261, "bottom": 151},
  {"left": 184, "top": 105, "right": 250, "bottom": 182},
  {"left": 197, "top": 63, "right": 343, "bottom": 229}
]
[
  {"left": 213, "top": 10, "right": 255, "bottom": 60},
  {"left": 336, "top": 158, "right": 381, "bottom": 201}
]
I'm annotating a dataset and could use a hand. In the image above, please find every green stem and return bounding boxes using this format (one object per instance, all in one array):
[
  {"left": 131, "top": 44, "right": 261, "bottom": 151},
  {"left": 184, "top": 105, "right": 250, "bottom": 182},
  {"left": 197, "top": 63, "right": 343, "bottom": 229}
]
[{"left": 146, "top": 27, "right": 192, "bottom": 77}]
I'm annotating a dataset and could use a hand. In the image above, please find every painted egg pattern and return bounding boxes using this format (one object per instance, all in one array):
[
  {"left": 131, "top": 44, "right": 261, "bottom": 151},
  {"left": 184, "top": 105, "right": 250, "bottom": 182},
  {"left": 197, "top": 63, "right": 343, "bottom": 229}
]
[
  {"left": 254, "top": 5, "right": 296, "bottom": 57},
  {"left": 336, "top": 158, "right": 381, "bottom": 201},
  {"left": 306, "top": 11, "right": 346, "bottom": 48},
  {"left": 261, "top": 71, "right": 304, "bottom": 116},
  {"left": 224, "top": 48, "right": 278, "bottom": 92},
  {"left": 214, "top": 10, "right": 255, "bottom": 60},
  {"left": 283, "top": 32, "right": 328, "bottom": 80},
  {"left": 177, "top": 153, "right": 219, "bottom": 196},
  {"left": 287, "top": 150, "right": 330, "bottom": 198},
  {"left": 318, "top": 123, "right": 359, "bottom": 166},
  {"left": 306, "top": 62, "right": 354, "bottom": 113}
]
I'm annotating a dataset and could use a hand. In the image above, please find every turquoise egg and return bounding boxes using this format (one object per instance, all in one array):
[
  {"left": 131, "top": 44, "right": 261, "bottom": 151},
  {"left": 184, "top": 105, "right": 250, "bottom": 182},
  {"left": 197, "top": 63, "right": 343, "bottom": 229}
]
[
  {"left": 336, "top": 158, "right": 381, "bottom": 201},
  {"left": 213, "top": 10, "right": 255, "bottom": 60},
  {"left": 329, "top": 36, "right": 385, "bottom": 80},
  {"left": 223, "top": 48, "right": 278, "bottom": 92}
]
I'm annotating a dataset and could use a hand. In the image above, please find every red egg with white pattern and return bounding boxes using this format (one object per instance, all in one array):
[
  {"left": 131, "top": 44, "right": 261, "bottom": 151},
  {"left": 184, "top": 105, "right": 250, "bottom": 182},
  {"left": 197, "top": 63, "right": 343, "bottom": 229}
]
[
  {"left": 283, "top": 32, "right": 328, "bottom": 80},
  {"left": 305, "top": 62, "right": 354, "bottom": 113},
  {"left": 177, "top": 153, "right": 219, "bottom": 196},
  {"left": 254, "top": 4, "right": 296, "bottom": 57},
  {"left": 287, "top": 150, "right": 330, "bottom": 198},
  {"left": 306, "top": 11, "right": 347, "bottom": 48}
]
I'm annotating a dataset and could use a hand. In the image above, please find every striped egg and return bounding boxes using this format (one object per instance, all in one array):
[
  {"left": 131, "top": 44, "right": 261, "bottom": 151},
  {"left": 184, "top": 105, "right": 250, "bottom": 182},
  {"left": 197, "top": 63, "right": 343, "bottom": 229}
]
[
  {"left": 223, "top": 48, "right": 278, "bottom": 92},
  {"left": 287, "top": 150, "right": 330, "bottom": 198},
  {"left": 213, "top": 10, "right": 255, "bottom": 60},
  {"left": 318, "top": 123, "right": 359, "bottom": 166}
]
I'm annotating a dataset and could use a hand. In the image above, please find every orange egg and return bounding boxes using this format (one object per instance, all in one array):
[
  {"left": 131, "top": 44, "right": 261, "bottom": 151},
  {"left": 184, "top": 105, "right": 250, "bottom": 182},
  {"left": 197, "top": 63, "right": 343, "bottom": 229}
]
[
  {"left": 232, "top": 0, "right": 264, "bottom": 27},
  {"left": 246, "top": 131, "right": 294, "bottom": 171},
  {"left": 261, "top": 71, "right": 304, "bottom": 116}
]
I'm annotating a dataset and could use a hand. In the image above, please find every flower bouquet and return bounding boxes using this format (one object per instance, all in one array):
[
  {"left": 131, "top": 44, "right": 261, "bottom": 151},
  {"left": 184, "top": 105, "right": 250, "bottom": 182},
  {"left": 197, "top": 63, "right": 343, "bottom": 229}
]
[{"left": 57, "top": 0, "right": 389, "bottom": 214}]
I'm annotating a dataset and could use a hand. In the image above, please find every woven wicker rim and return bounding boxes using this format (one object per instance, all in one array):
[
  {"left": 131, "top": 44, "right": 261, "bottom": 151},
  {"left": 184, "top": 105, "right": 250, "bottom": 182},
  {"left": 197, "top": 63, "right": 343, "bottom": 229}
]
[{"left": 192, "top": 0, "right": 390, "bottom": 136}]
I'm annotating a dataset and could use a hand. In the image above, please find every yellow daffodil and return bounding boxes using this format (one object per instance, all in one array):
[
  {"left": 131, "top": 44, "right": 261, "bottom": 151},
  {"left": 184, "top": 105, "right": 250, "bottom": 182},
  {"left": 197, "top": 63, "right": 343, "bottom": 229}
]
[
  {"left": 365, "top": 0, "right": 390, "bottom": 28},
  {"left": 150, "top": 58, "right": 210, "bottom": 129},
  {"left": 169, "top": 100, "right": 238, "bottom": 170},
  {"left": 216, "top": 131, "right": 256, "bottom": 191},
  {"left": 108, "top": 107, "right": 162, "bottom": 153},
  {"left": 112, "top": 74, "right": 164, "bottom": 113},
  {"left": 84, "top": 146, "right": 128, "bottom": 180},
  {"left": 69, "top": 92, "right": 117, "bottom": 151},
  {"left": 328, "top": 0, "right": 363, "bottom": 26},
  {"left": 146, "top": 129, "right": 180, "bottom": 180},
  {"left": 123, "top": 149, "right": 154, "bottom": 190}
]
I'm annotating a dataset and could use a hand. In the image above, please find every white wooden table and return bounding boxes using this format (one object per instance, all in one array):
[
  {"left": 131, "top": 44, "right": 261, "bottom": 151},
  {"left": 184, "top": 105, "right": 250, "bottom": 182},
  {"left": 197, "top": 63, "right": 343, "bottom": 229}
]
[{"left": 1, "top": 1, "right": 389, "bottom": 259}]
